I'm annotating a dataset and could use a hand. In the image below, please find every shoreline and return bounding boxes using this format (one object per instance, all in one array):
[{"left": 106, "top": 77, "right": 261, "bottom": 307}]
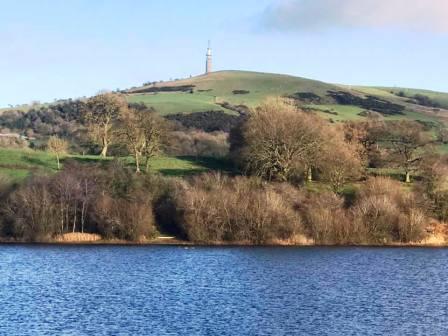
[
  {"left": 1, "top": 231, "right": 447, "bottom": 248},
  {"left": 1, "top": 239, "right": 448, "bottom": 248}
]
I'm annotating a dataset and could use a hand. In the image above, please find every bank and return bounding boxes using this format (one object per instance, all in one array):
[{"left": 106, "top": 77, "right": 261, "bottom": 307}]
[{"left": 1, "top": 231, "right": 447, "bottom": 248}]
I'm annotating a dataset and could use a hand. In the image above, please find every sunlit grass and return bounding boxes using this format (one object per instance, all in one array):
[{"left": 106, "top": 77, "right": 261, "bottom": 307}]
[{"left": 0, "top": 148, "right": 232, "bottom": 181}]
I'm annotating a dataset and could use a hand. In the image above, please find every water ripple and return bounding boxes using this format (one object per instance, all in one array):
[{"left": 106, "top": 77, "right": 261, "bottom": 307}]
[{"left": 0, "top": 246, "right": 447, "bottom": 335}]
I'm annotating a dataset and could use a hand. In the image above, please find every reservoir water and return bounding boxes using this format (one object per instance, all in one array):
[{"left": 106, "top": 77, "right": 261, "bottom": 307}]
[{"left": 0, "top": 245, "right": 447, "bottom": 335}]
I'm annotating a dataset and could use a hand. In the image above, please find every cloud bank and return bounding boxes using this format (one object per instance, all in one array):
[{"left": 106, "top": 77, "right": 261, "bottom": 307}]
[{"left": 262, "top": 0, "right": 448, "bottom": 33}]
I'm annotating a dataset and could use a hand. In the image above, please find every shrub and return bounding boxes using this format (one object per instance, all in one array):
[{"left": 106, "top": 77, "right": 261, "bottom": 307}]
[
  {"left": 174, "top": 173, "right": 303, "bottom": 244},
  {"left": 93, "top": 192, "right": 156, "bottom": 241},
  {"left": 352, "top": 177, "right": 427, "bottom": 243},
  {"left": 300, "top": 192, "right": 357, "bottom": 244},
  {"left": 232, "top": 90, "right": 250, "bottom": 95},
  {"left": 167, "top": 130, "right": 229, "bottom": 157},
  {"left": 0, "top": 162, "right": 160, "bottom": 242},
  {"left": 3, "top": 177, "right": 60, "bottom": 241}
]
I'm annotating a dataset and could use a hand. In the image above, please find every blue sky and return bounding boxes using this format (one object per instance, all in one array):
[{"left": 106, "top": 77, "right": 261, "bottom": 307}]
[{"left": 1, "top": 0, "right": 447, "bottom": 107}]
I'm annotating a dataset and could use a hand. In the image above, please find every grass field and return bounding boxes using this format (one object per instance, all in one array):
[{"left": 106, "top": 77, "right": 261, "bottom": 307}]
[
  {"left": 127, "top": 93, "right": 236, "bottom": 116},
  {"left": 125, "top": 71, "right": 448, "bottom": 128},
  {"left": 308, "top": 103, "right": 443, "bottom": 125},
  {"left": 308, "top": 104, "right": 364, "bottom": 121},
  {"left": 378, "top": 87, "right": 448, "bottom": 109},
  {"left": 126, "top": 70, "right": 341, "bottom": 115},
  {"left": 0, "top": 148, "right": 232, "bottom": 181}
]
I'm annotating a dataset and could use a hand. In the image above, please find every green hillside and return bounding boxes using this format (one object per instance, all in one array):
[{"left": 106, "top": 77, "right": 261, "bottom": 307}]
[
  {"left": 126, "top": 70, "right": 448, "bottom": 126},
  {"left": 378, "top": 87, "right": 448, "bottom": 108},
  {"left": 131, "top": 70, "right": 337, "bottom": 96},
  {"left": 127, "top": 70, "right": 340, "bottom": 113}
]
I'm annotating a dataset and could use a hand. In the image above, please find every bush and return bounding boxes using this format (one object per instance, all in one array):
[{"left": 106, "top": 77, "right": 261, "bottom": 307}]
[
  {"left": 232, "top": 90, "right": 250, "bottom": 95},
  {"left": 0, "top": 162, "right": 159, "bottom": 242},
  {"left": 300, "top": 192, "right": 357, "bottom": 244},
  {"left": 167, "top": 130, "right": 229, "bottom": 157},
  {"left": 174, "top": 173, "right": 303, "bottom": 244},
  {"left": 352, "top": 177, "right": 427, "bottom": 243},
  {"left": 93, "top": 192, "right": 156, "bottom": 241},
  {"left": 0, "top": 136, "right": 28, "bottom": 148},
  {"left": 3, "top": 177, "right": 60, "bottom": 241}
]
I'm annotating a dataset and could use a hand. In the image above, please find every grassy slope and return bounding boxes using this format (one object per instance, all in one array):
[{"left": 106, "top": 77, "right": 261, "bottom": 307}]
[
  {"left": 377, "top": 87, "right": 448, "bottom": 109},
  {"left": 126, "top": 70, "right": 342, "bottom": 115},
  {"left": 0, "top": 148, "right": 232, "bottom": 181},
  {"left": 126, "top": 71, "right": 448, "bottom": 126},
  {"left": 127, "top": 93, "right": 236, "bottom": 116}
]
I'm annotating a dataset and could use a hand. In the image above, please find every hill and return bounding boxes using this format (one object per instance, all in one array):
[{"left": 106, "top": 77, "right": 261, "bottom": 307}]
[
  {"left": 3, "top": 70, "right": 448, "bottom": 126},
  {"left": 125, "top": 70, "right": 448, "bottom": 126}
]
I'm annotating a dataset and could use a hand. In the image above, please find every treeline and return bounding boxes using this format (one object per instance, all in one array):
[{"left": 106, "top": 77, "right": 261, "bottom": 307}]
[
  {"left": 230, "top": 98, "right": 433, "bottom": 186},
  {"left": 1, "top": 164, "right": 445, "bottom": 244},
  {"left": 0, "top": 95, "right": 230, "bottom": 159},
  {"left": 0, "top": 100, "right": 88, "bottom": 150}
]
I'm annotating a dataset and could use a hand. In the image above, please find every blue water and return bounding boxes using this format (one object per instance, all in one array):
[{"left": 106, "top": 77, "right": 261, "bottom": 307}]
[{"left": 0, "top": 246, "right": 447, "bottom": 335}]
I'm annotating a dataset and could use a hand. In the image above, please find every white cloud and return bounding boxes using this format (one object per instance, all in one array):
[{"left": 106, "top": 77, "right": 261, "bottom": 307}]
[{"left": 262, "top": 0, "right": 448, "bottom": 33}]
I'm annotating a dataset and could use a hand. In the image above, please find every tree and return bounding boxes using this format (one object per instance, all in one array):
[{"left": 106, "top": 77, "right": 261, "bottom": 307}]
[
  {"left": 118, "top": 107, "right": 166, "bottom": 173},
  {"left": 47, "top": 136, "right": 68, "bottom": 170},
  {"left": 343, "top": 116, "right": 386, "bottom": 168},
  {"left": 320, "top": 126, "right": 364, "bottom": 192},
  {"left": 234, "top": 98, "right": 325, "bottom": 182},
  {"left": 83, "top": 93, "right": 126, "bottom": 157},
  {"left": 382, "top": 121, "right": 430, "bottom": 183}
]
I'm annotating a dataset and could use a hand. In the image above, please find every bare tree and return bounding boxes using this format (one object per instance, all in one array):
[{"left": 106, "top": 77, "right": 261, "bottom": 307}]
[
  {"left": 320, "top": 126, "right": 365, "bottom": 192},
  {"left": 382, "top": 121, "right": 430, "bottom": 183},
  {"left": 84, "top": 93, "right": 127, "bottom": 157},
  {"left": 47, "top": 136, "right": 69, "bottom": 170},
  {"left": 140, "top": 109, "right": 166, "bottom": 173},
  {"left": 117, "top": 107, "right": 166, "bottom": 173},
  {"left": 236, "top": 98, "right": 325, "bottom": 182},
  {"left": 343, "top": 116, "right": 386, "bottom": 168}
]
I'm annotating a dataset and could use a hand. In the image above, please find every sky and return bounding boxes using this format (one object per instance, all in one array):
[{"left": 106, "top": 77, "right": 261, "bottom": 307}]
[{"left": 0, "top": 0, "right": 447, "bottom": 107}]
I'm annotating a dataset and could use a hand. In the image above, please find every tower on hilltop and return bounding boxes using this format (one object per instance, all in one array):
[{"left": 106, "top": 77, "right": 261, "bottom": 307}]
[{"left": 205, "top": 41, "right": 212, "bottom": 74}]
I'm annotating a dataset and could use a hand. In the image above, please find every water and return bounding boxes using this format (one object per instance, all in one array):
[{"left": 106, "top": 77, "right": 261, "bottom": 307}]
[{"left": 0, "top": 246, "right": 447, "bottom": 335}]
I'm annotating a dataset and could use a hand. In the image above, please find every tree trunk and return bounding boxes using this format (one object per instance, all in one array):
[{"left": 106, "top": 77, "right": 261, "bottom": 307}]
[
  {"left": 81, "top": 202, "right": 86, "bottom": 233},
  {"left": 307, "top": 167, "right": 313, "bottom": 182},
  {"left": 60, "top": 201, "right": 64, "bottom": 234},
  {"left": 135, "top": 153, "right": 141, "bottom": 173},
  {"left": 100, "top": 142, "right": 108, "bottom": 158},
  {"left": 56, "top": 155, "right": 60, "bottom": 170},
  {"left": 100, "top": 123, "right": 109, "bottom": 158},
  {"left": 100, "top": 132, "right": 109, "bottom": 158},
  {"left": 145, "top": 157, "right": 151, "bottom": 173},
  {"left": 405, "top": 171, "right": 411, "bottom": 183},
  {"left": 72, "top": 201, "right": 77, "bottom": 233}
]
